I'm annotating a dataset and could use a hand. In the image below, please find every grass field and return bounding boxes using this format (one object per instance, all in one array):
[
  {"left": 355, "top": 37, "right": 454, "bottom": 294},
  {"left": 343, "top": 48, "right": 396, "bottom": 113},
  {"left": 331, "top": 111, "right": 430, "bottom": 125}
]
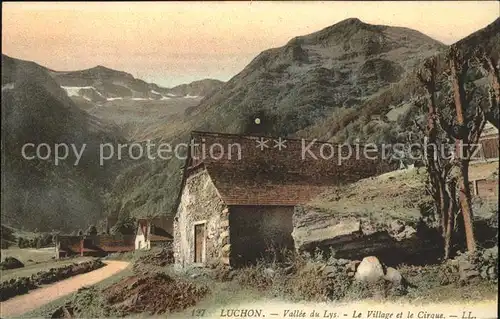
[
  {"left": 1, "top": 255, "right": 94, "bottom": 282},
  {"left": 1, "top": 247, "right": 56, "bottom": 264},
  {"left": 1, "top": 247, "right": 94, "bottom": 282}
]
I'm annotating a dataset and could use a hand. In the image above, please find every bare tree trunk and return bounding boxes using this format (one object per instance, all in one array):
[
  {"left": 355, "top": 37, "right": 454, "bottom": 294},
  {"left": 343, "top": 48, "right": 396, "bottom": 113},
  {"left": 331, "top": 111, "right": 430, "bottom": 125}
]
[
  {"left": 417, "top": 57, "right": 459, "bottom": 259},
  {"left": 457, "top": 162, "right": 476, "bottom": 252},
  {"left": 449, "top": 51, "right": 477, "bottom": 253},
  {"left": 444, "top": 179, "right": 457, "bottom": 259}
]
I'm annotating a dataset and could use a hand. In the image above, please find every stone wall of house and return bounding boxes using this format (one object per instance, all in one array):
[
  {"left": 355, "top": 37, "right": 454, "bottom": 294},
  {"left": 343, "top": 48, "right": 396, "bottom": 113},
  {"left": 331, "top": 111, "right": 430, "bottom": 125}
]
[
  {"left": 229, "top": 206, "right": 294, "bottom": 266},
  {"left": 174, "top": 169, "right": 229, "bottom": 268}
]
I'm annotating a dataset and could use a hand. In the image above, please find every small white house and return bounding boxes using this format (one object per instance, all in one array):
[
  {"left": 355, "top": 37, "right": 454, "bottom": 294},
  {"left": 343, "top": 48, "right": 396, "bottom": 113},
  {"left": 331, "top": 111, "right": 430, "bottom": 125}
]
[{"left": 135, "top": 217, "right": 173, "bottom": 250}]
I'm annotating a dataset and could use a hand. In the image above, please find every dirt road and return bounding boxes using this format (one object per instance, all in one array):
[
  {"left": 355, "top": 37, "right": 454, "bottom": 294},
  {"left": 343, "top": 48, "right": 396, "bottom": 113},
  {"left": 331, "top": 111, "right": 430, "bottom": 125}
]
[{"left": 0, "top": 260, "right": 129, "bottom": 318}]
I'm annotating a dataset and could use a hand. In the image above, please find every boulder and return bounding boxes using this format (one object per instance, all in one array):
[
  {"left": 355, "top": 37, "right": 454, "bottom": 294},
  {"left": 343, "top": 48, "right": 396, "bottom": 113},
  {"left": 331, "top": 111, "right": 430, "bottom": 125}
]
[
  {"left": 389, "top": 220, "right": 405, "bottom": 233},
  {"left": 384, "top": 267, "right": 402, "bottom": 286},
  {"left": 354, "top": 256, "right": 385, "bottom": 283},
  {"left": 292, "top": 207, "right": 440, "bottom": 264},
  {"left": 322, "top": 265, "right": 336, "bottom": 277},
  {"left": 292, "top": 213, "right": 361, "bottom": 251},
  {"left": 346, "top": 260, "right": 361, "bottom": 272},
  {"left": 393, "top": 226, "right": 417, "bottom": 241},
  {"left": 263, "top": 268, "right": 276, "bottom": 279}
]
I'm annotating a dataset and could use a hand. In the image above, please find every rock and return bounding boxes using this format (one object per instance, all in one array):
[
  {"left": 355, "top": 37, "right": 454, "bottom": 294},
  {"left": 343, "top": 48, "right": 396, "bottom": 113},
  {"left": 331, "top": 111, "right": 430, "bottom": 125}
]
[
  {"left": 483, "top": 246, "right": 498, "bottom": 260},
  {"left": 292, "top": 211, "right": 361, "bottom": 251},
  {"left": 322, "top": 265, "right": 336, "bottom": 277},
  {"left": 487, "top": 266, "right": 497, "bottom": 279},
  {"left": 460, "top": 269, "right": 480, "bottom": 282},
  {"left": 263, "top": 268, "right": 275, "bottom": 279},
  {"left": 336, "top": 258, "right": 350, "bottom": 265},
  {"left": 389, "top": 220, "right": 405, "bottom": 233},
  {"left": 480, "top": 267, "right": 488, "bottom": 279},
  {"left": 301, "top": 262, "right": 320, "bottom": 274},
  {"left": 354, "top": 256, "right": 385, "bottom": 283},
  {"left": 384, "top": 267, "right": 402, "bottom": 286},
  {"left": 393, "top": 226, "right": 417, "bottom": 241},
  {"left": 292, "top": 208, "right": 436, "bottom": 263},
  {"left": 458, "top": 260, "right": 474, "bottom": 271},
  {"left": 190, "top": 273, "right": 200, "bottom": 279},
  {"left": 283, "top": 265, "right": 295, "bottom": 275},
  {"left": 346, "top": 260, "right": 361, "bottom": 272}
]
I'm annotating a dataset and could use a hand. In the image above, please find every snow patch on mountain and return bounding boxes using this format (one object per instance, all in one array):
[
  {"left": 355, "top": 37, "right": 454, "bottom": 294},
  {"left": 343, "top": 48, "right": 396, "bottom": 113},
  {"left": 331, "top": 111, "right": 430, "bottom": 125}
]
[
  {"left": 2, "top": 83, "right": 15, "bottom": 91},
  {"left": 61, "top": 86, "right": 97, "bottom": 97}
]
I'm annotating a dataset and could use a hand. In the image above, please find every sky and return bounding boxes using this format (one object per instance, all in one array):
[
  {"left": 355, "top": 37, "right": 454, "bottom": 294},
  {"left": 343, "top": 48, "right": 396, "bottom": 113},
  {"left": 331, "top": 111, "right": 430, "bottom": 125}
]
[{"left": 2, "top": 1, "right": 499, "bottom": 87}]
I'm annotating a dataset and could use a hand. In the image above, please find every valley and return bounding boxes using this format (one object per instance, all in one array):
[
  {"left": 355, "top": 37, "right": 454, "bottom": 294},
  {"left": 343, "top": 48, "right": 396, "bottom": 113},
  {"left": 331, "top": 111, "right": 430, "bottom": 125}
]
[{"left": 1, "top": 16, "right": 499, "bottom": 236}]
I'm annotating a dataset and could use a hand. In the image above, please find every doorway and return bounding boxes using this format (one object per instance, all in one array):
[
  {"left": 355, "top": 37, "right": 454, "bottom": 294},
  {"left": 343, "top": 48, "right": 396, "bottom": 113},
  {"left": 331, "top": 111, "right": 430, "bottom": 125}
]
[{"left": 194, "top": 222, "right": 206, "bottom": 263}]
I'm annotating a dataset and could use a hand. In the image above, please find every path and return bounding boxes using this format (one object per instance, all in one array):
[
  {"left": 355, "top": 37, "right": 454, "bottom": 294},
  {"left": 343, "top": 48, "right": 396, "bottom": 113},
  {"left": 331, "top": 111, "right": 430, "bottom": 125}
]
[{"left": 0, "top": 260, "right": 129, "bottom": 318}]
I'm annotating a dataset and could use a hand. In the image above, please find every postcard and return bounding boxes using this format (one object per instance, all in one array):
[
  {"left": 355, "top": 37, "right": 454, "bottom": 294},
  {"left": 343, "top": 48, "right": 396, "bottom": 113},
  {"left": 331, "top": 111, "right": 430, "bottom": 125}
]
[{"left": 1, "top": 2, "right": 498, "bottom": 318}]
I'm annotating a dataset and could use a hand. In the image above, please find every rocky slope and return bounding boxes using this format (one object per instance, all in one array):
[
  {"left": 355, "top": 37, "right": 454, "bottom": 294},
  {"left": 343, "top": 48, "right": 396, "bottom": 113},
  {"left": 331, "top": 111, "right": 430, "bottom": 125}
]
[
  {"left": 174, "top": 18, "right": 446, "bottom": 138},
  {"left": 298, "top": 17, "right": 500, "bottom": 143}
]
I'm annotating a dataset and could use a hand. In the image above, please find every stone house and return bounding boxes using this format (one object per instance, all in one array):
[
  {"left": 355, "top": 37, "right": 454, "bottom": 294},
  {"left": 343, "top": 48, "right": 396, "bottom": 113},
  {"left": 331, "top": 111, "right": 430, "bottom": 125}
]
[
  {"left": 173, "top": 131, "right": 396, "bottom": 268},
  {"left": 135, "top": 216, "right": 173, "bottom": 250}
]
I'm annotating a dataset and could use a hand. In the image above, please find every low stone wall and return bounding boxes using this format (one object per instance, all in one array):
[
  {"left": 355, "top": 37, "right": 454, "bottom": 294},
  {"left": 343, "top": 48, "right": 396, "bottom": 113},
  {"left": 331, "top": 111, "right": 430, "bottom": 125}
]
[{"left": 0, "top": 259, "right": 105, "bottom": 301}]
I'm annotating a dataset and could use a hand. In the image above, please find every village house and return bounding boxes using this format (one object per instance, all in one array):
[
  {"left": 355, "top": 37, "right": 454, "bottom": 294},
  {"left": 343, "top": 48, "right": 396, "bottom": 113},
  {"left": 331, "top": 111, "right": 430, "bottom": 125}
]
[
  {"left": 469, "top": 122, "right": 499, "bottom": 198},
  {"left": 55, "top": 234, "right": 135, "bottom": 258},
  {"left": 476, "top": 122, "right": 499, "bottom": 161},
  {"left": 135, "top": 216, "right": 173, "bottom": 250},
  {"left": 173, "top": 131, "right": 396, "bottom": 268}
]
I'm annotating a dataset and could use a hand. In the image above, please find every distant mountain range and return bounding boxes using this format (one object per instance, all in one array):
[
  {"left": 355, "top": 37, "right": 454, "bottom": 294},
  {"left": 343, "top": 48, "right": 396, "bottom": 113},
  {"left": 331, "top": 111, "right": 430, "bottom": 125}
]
[
  {"left": 2, "top": 17, "right": 498, "bottom": 232},
  {"left": 50, "top": 66, "right": 224, "bottom": 103}
]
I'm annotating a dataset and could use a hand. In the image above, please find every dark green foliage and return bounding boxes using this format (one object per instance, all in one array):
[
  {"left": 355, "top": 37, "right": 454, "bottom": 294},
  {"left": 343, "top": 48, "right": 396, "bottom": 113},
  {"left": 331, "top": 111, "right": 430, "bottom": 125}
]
[
  {"left": 110, "top": 216, "right": 136, "bottom": 235},
  {"left": 86, "top": 225, "right": 98, "bottom": 236},
  {"left": 0, "top": 257, "right": 25, "bottom": 270}
]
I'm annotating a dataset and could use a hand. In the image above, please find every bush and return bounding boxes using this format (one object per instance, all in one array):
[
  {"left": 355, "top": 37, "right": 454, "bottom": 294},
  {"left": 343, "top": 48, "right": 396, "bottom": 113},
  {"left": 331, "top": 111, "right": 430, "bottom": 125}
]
[
  {"left": 0, "top": 260, "right": 105, "bottom": 301},
  {"left": 0, "top": 257, "right": 25, "bottom": 270}
]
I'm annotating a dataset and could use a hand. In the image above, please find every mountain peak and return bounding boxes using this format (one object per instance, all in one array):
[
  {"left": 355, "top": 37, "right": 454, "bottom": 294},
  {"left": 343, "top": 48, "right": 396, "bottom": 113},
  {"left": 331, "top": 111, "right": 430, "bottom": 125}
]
[{"left": 336, "top": 17, "right": 364, "bottom": 25}]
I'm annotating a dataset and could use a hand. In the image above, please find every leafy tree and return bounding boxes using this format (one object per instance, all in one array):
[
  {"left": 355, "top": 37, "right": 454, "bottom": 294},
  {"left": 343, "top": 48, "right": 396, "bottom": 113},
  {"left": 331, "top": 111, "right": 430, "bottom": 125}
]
[
  {"left": 86, "top": 225, "right": 98, "bottom": 236},
  {"left": 17, "top": 237, "right": 25, "bottom": 248},
  {"left": 110, "top": 215, "right": 136, "bottom": 235}
]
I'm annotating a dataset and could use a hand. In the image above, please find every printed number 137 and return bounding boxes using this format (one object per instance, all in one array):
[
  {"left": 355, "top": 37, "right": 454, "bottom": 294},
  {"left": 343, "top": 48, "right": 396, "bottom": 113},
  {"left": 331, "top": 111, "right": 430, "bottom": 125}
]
[{"left": 192, "top": 309, "right": 206, "bottom": 317}]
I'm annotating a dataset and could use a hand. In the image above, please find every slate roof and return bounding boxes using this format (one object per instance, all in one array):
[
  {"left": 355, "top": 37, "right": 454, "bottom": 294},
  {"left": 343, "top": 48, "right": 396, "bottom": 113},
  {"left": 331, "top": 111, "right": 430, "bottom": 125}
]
[{"left": 178, "top": 131, "right": 397, "bottom": 207}]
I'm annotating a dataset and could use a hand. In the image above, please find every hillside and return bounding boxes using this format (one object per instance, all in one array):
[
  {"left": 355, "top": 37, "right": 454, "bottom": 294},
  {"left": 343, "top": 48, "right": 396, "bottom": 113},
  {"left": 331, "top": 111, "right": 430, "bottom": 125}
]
[
  {"left": 297, "top": 17, "right": 500, "bottom": 143},
  {"left": 152, "top": 18, "right": 445, "bottom": 140},
  {"left": 169, "top": 79, "right": 224, "bottom": 98},
  {"left": 102, "top": 18, "right": 449, "bottom": 221},
  {"left": 3, "top": 18, "right": 498, "bottom": 231},
  {"left": 1, "top": 54, "right": 125, "bottom": 231}
]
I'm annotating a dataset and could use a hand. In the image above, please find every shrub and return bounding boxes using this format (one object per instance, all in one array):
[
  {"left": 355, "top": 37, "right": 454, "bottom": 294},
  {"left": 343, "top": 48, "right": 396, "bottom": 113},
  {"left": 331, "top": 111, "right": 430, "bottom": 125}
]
[{"left": 0, "top": 257, "right": 25, "bottom": 270}]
